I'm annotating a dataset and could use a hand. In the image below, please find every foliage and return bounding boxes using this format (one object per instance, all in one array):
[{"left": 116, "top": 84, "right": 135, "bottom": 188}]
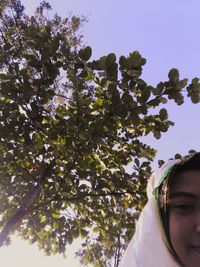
[{"left": 0, "top": 1, "right": 200, "bottom": 266}]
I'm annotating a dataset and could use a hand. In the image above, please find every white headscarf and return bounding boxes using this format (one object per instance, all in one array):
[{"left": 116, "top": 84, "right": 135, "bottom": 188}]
[{"left": 120, "top": 159, "right": 181, "bottom": 267}]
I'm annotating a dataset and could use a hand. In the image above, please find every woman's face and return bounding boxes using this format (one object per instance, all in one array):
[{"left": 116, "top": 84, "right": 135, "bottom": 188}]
[{"left": 169, "top": 170, "right": 200, "bottom": 267}]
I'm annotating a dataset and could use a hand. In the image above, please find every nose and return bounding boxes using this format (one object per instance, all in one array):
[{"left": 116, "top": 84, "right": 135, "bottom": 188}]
[
  {"left": 196, "top": 224, "right": 200, "bottom": 234},
  {"left": 195, "top": 211, "right": 200, "bottom": 234}
]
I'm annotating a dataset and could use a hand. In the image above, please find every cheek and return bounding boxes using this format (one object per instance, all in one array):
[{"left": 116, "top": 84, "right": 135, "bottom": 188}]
[{"left": 169, "top": 213, "right": 191, "bottom": 249}]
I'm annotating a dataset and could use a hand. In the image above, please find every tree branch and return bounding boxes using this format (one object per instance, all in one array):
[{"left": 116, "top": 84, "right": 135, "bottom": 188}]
[
  {"left": 0, "top": 161, "right": 54, "bottom": 247},
  {"left": 30, "top": 190, "right": 134, "bottom": 212}
]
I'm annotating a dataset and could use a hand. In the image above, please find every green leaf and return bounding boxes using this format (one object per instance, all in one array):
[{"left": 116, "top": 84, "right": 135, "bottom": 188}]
[
  {"left": 52, "top": 213, "right": 60, "bottom": 219},
  {"left": 122, "top": 92, "right": 133, "bottom": 104},
  {"left": 72, "top": 229, "right": 80, "bottom": 239},
  {"left": 147, "top": 98, "right": 160, "bottom": 107},
  {"left": 40, "top": 216, "right": 46, "bottom": 223},
  {"left": 168, "top": 68, "right": 179, "bottom": 83},
  {"left": 127, "top": 69, "right": 141, "bottom": 78},
  {"left": 79, "top": 133, "right": 87, "bottom": 141},
  {"left": 96, "top": 98, "right": 103, "bottom": 107},
  {"left": 79, "top": 46, "right": 92, "bottom": 61},
  {"left": 100, "top": 229, "right": 107, "bottom": 237},
  {"left": 159, "top": 108, "right": 168, "bottom": 120},
  {"left": 80, "top": 229, "right": 88, "bottom": 238},
  {"left": 130, "top": 112, "right": 140, "bottom": 124},
  {"left": 191, "top": 93, "right": 200, "bottom": 103},
  {"left": 119, "top": 56, "right": 127, "bottom": 68},
  {"left": 141, "top": 88, "right": 151, "bottom": 103},
  {"left": 152, "top": 87, "right": 162, "bottom": 95},
  {"left": 179, "top": 79, "right": 188, "bottom": 88},
  {"left": 159, "top": 97, "right": 168, "bottom": 104},
  {"left": 175, "top": 93, "right": 184, "bottom": 105},
  {"left": 128, "top": 51, "right": 145, "bottom": 67},
  {"left": 158, "top": 160, "right": 165, "bottom": 167},
  {"left": 106, "top": 53, "right": 116, "bottom": 66},
  {"left": 134, "top": 158, "right": 140, "bottom": 167},
  {"left": 153, "top": 130, "right": 161, "bottom": 139},
  {"left": 92, "top": 227, "right": 99, "bottom": 233}
]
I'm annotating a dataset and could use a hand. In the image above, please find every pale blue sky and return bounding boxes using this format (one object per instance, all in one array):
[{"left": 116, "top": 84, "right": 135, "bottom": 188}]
[{"left": 1, "top": 1, "right": 200, "bottom": 266}]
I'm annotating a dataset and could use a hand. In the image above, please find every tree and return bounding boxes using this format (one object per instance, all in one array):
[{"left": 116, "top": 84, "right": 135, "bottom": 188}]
[{"left": 0, "top": 1, "right": 200, "bottom": 266}]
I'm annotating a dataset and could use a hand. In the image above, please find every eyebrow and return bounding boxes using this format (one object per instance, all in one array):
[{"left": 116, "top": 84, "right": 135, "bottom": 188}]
[{"left": 169, "top": 191, "right": 199, "bottom": 200}]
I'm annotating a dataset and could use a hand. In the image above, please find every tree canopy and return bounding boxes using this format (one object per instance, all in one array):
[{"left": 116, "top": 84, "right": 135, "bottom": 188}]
[{"left": 0, "top": 1, "right": 200, "bottom": 266}]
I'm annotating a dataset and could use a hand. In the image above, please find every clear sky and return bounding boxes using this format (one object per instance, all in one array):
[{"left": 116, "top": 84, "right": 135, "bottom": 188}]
[{"left": 1, "top": 0, "right": 200, "bottom": 266}]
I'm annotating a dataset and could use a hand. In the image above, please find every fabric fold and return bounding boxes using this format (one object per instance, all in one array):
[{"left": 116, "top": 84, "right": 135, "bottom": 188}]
[{"left": 120, "top": 160, "right": 181, "bottom": 267}]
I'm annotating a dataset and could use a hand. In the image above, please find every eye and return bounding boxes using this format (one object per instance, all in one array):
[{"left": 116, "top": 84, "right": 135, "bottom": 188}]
[
  {"left": 173, "top": 204, "right": 194, "bottom": 210},
  {"left": 169, "top": 203, "right": 196, "bottom": 215}
]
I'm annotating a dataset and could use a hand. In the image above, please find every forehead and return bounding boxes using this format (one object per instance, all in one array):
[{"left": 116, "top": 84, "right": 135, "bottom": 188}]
[{"left": 170, "top": 170, "right": 200, "bottom": 194}]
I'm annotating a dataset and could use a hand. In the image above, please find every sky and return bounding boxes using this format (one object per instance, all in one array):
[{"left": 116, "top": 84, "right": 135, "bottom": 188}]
[{"left": 1, "top": 0, "right": 200, "bottom": 266}]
